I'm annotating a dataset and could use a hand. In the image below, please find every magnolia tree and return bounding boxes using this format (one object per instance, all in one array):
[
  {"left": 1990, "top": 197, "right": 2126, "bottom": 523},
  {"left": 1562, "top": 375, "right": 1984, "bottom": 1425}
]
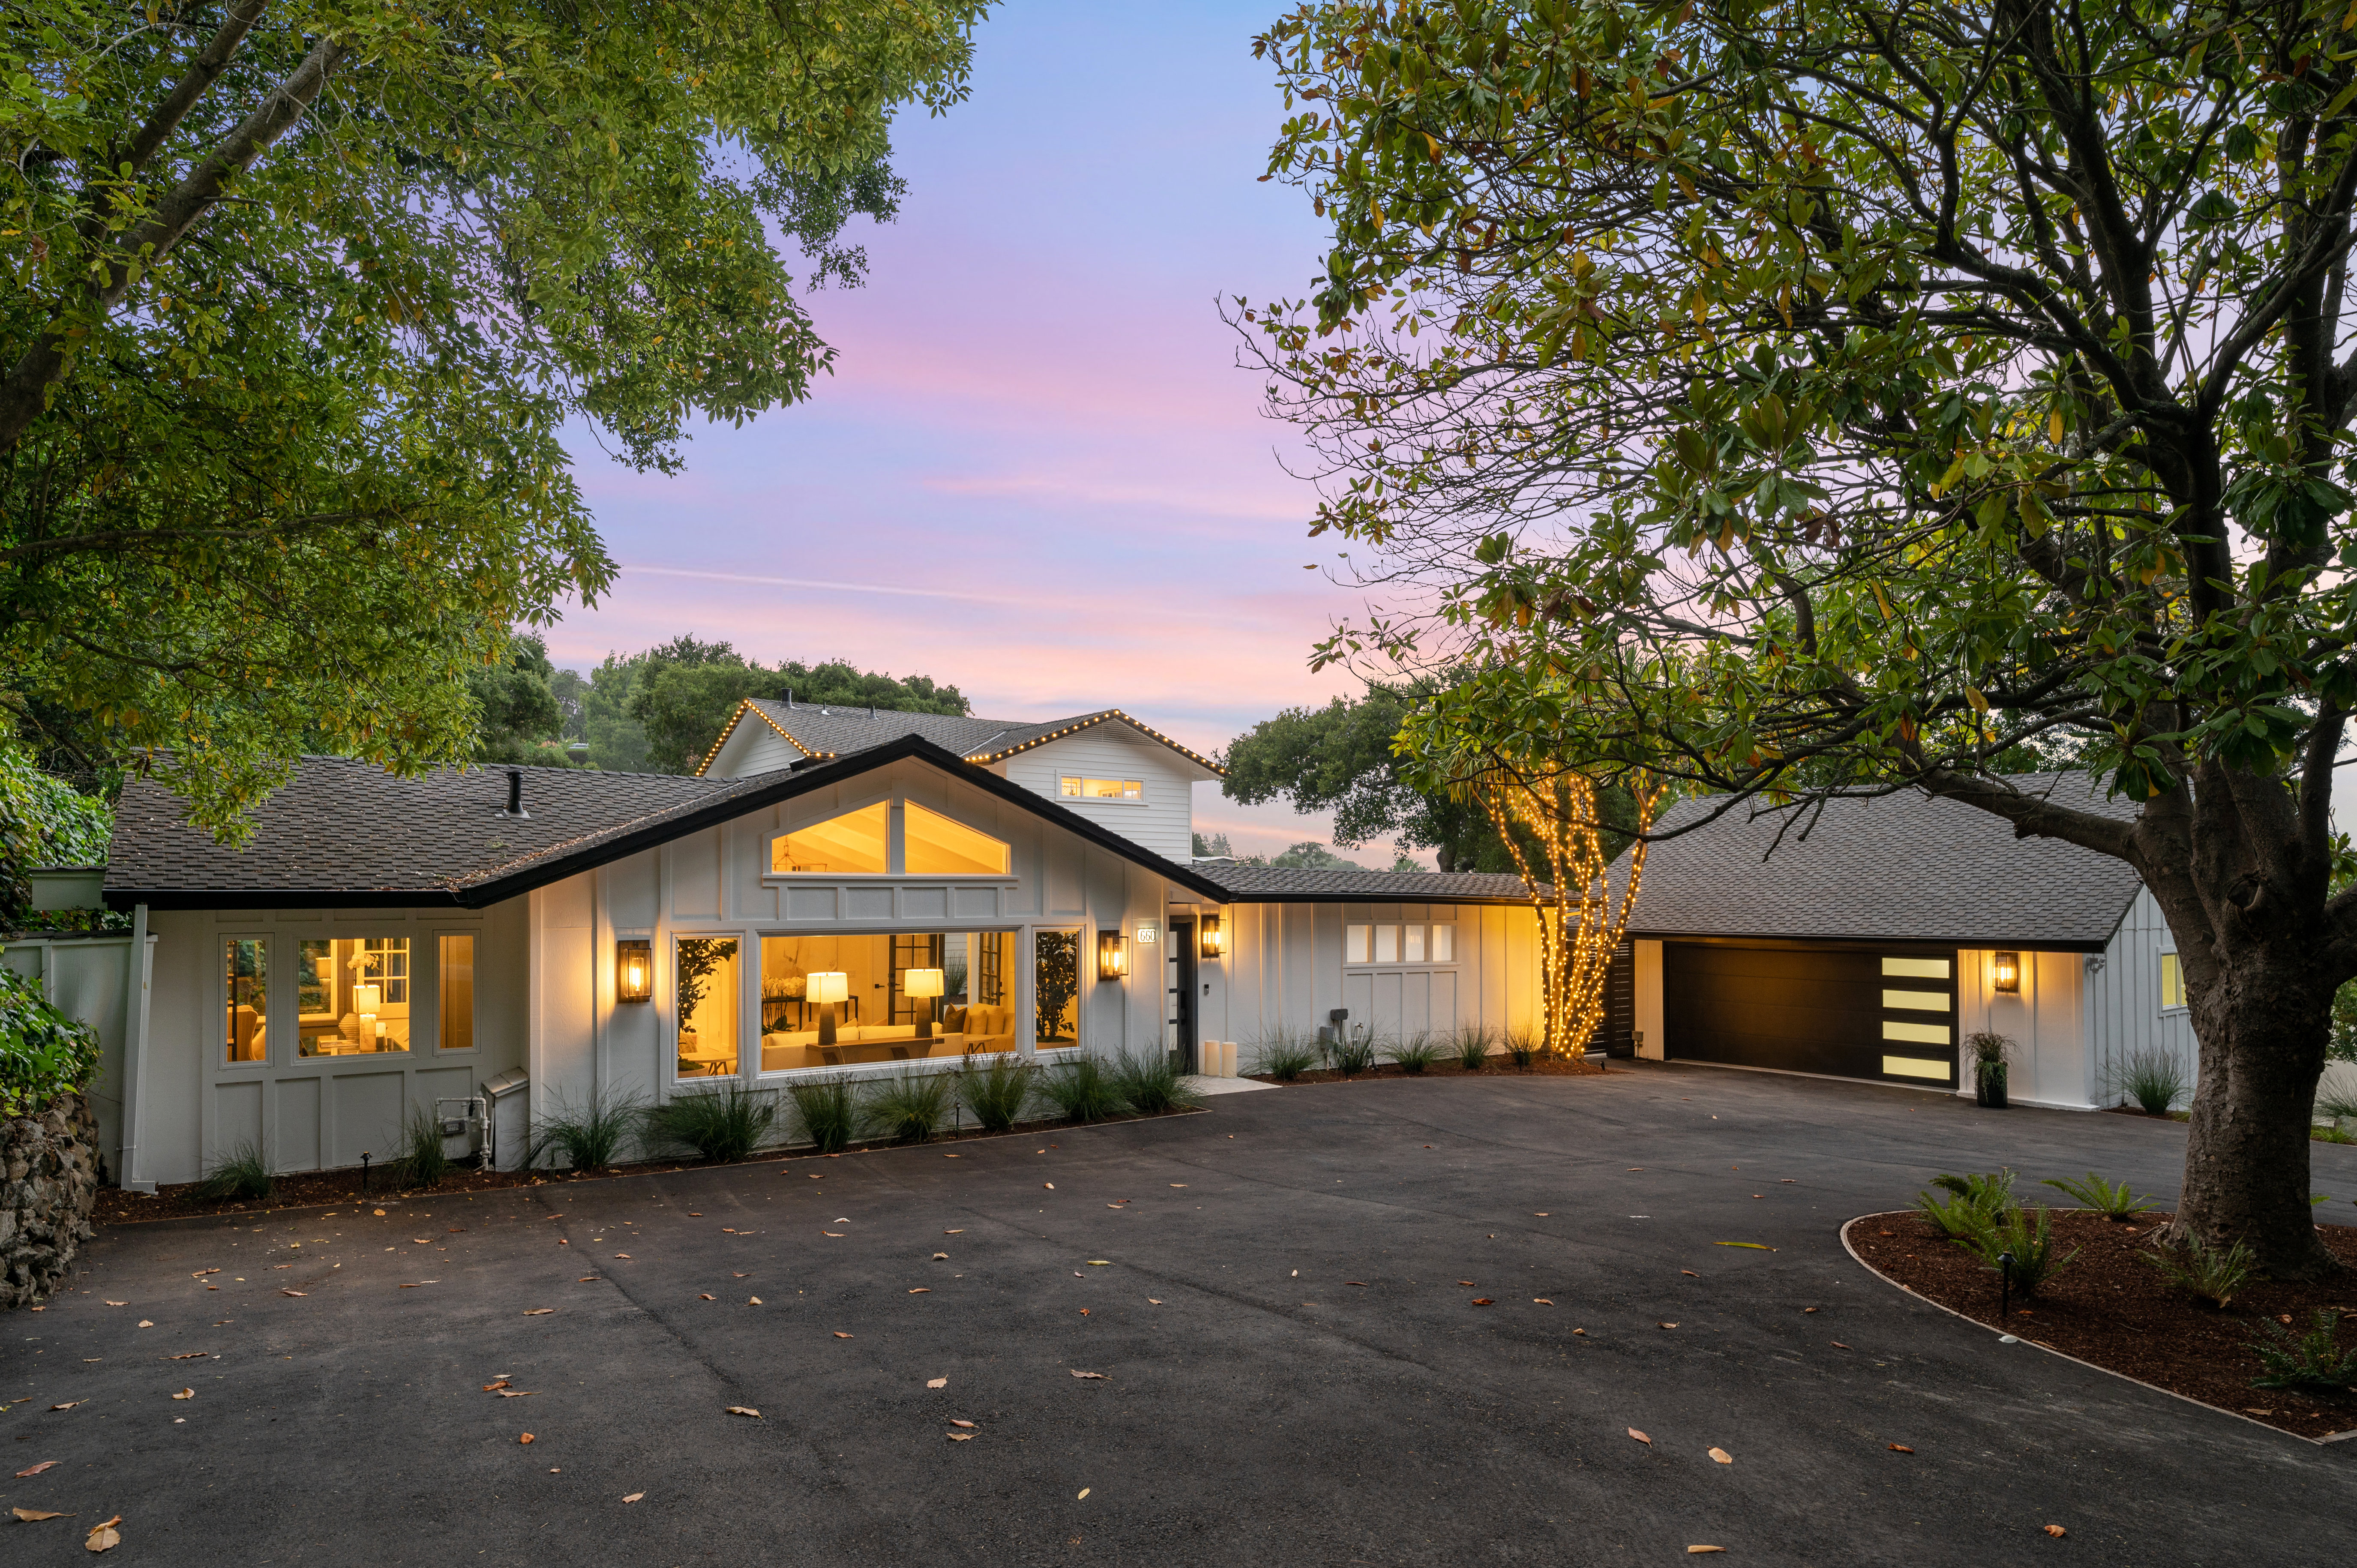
[
  {"left": 0, "top": 0, "right": 984, "bottom": 834},
  {"left": 1247, "top": 0, "right": 2357, "bottom": 1275}
]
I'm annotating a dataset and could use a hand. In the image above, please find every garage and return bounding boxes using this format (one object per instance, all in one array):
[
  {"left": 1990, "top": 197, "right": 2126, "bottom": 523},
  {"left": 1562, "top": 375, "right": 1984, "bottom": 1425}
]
[{"left": 1663, "top": 942, "right": 1958, "bottom": 1088}]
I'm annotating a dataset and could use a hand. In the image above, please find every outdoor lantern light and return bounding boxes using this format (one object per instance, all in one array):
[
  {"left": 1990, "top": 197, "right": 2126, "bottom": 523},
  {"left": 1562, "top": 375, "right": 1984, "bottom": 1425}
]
[
  {"left": 1097, "top": 930, "right": 1128, "bottom": 981},
  {"left": 616, "top": 939, "right": 653, "bottom": 1003},
  {"left": 1199, "top": 914, "right": 1224, "bottom": 959},
  {"left": 1992, "top": 951, "right": 2021, "bottom": 993},
  {"left": 904, "top": 967, "right": 945, "bottom": 1037},
  {"left": 808, "top": 971, "right": 849, "bottom": 1047}
]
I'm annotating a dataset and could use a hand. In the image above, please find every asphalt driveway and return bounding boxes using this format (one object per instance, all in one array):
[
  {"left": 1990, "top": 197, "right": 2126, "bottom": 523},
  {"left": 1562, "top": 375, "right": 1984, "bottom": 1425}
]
[{"left": 6, "top": 1061, "right": 2355, "bottom": 1566}]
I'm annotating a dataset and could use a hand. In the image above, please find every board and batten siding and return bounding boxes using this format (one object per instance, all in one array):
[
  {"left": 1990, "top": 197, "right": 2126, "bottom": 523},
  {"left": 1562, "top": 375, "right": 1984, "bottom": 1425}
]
[
  {"left": 990, "top": 727, "right": 1199, "bottom": 860},
  {"left": 2, "top": 935, "right": 141, "bottom": 1187},
  {"left": 2084, "top": 885, "right": 2196, "bottom": 1110},
  {"left": 1957, "top": 947, "right": 2095, "bottom": 1109}
]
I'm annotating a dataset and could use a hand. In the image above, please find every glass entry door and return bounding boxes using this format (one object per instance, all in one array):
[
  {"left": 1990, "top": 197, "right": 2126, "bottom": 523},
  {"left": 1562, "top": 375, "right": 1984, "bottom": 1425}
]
[{"left": 1165, "top": 917, "right": 1197, "bottom": 1074}]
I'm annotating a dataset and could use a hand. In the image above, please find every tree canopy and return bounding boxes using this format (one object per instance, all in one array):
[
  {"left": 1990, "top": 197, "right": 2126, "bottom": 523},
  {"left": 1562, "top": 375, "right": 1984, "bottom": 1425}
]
[
  {"left": 0, "top": 0, "right": 987, "bottom": 836},
  {"left": 1249, "top": 0, "right": 2357, "bottom": 1274}
]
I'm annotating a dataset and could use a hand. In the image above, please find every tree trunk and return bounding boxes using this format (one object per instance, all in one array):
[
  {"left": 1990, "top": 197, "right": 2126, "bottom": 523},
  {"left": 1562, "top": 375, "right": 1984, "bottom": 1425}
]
[{"left": 2168, "top": 925, "right": 2339, "bottom": 1280}]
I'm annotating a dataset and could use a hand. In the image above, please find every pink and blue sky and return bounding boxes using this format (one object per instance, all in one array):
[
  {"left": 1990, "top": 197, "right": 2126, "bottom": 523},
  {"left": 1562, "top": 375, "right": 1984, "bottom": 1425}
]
[{"left": 546, "top": 2, "right": 1388, "bottom": 860}]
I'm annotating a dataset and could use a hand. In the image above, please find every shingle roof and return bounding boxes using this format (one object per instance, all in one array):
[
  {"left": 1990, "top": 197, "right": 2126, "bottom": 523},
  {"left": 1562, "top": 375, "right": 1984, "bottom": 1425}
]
[
  {"left": 1195, "top": 865, "right": 1535, "bottom": 904},
  {"left": 1631, "top": 774, "right": 2144, "bottom": 950},
  {"left": 704, "top": 700, "right": 1222, "bottom": 776}
]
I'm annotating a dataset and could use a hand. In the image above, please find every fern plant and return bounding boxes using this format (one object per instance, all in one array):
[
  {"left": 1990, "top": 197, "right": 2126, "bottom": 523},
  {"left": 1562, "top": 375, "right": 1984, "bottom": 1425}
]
[
  {"left": 2142, "top": 1232, "right": 2258, "bottom": 1308},
  {"left": 2040, "top": 1171, "right": 2156, "bottom": 1222},
  {"left": 2249, "top": 1310, "right": 2357, "bottom": 1391},
  {"left": 1914, "top": 1169, "right": 2016, "bottom": 1242},
  {"left": 1958, "top": 1202, "right": 2079, "bottom": 1296}
]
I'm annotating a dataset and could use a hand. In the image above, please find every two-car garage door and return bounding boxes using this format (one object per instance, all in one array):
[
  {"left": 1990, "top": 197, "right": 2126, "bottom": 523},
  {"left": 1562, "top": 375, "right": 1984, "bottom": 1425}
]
[{"left": 1663, "top": 944, "right": 1958, "bottom": 1088}]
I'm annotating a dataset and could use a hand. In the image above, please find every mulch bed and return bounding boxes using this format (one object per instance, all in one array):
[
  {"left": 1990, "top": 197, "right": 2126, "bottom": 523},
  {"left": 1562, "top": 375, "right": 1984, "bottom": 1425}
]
[
  {"left": 1851, "top": 1209, "right": 2357, "bottom": 1441},
  {"left": 94, "top": 1105, "right": 1202, "bottom": 1226},
  {"left": 1245, "top": 1058, "right": 1609, "bottom": 1087}
]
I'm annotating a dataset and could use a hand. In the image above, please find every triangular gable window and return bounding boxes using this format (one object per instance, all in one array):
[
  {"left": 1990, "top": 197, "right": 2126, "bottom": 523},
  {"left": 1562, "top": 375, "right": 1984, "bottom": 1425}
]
[
  {"left": 905, "top": 800, "right": 1010, "bottom": 876},
  {"left": 772, "top": 802, "right": 888, "bottom": 875}
]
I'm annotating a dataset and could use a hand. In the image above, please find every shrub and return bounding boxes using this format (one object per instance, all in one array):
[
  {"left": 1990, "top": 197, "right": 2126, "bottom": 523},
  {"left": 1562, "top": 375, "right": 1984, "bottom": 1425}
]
[
  {"left": 2142, "top": 1232, "right": 2258, "bottom": 1308},
  {"left": 1110, "top": 1052, "right": 1201, "bottom": 1115},
  {"left": 2318, "top": 1085, "right": 2357, "bottom": 1125},
  {"left": 866, "top": 1070, "right": 952, "bottom": 1145},
  {"left": 1453, "top": 1025, "right": 1495, "bottom": 1072},
  {"left": 1328, "top": 1027, "right": 1377, "bottom": 1075},
  {"left": 400, "top": 1103, "right": 456, "bottom": 1188},
  {"left": 197, "top": 1139, "right": 273, "bottom": 1202},
  {"left": 1386, "top": 1033, "right": 1445, "bottom": 1074},
  {"left": 530, "top": 1088, "right": 643, "bottom": 1172},
  {"left": 786, "top": 1076, "right": 859, "bottom": 1154},
  {"left": 0, "top": 966, "right": 100, "bottom": 1116},
  {"left": 2249, "top": 1310, "right": 2357, "bottom": 1391},
  {"left": 1503, "top": 1027, "right": 1541, "bottom": 1069},
  {"left": 2110, "top": 1045, "right": 2189, "bottom": 1115},
  {"left": 1251, "top": 1028, "right": 1322, "bottom": 1082},
  {"left": 2040, "top": 1171, "right": 2156, "bottom": 1222},
  {"left": 1040, "top": 1056, "right": 1123, "bottom": 1123},
  {"left": 1914, "top": 1169, "right": 2015, "bottom": 1244},
  {"left": 1958, "top": 1201, "right": 2079, "bottom": 1296},
  {"left": 649, "top": 1084, "right": 779, "bottom": 1163},
  {"left": 957, "top": 1054, "right": 1034, "bottom": 1133}
]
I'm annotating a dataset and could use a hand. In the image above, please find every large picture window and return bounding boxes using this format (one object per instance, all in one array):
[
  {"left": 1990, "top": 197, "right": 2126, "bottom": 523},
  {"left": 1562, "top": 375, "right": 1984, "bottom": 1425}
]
[
  {"left": 675, "top": 937, "right": 741, "bottom": 1077},
  {"left": 772, "top": 802, "right": 889, "bottom": 875},
  {"left": 224, "top": 938, "right": 267, "bottom": 1065},
  {"left": 297, "top": 938, "right": 412, "bottom": 1056},
  {"left": 758, "top": 932, "right": 1018, "bottom": 1070},
  {"left": 905, "top": 800, "right": 1011, "bottom": 875},
  {"left": 1035, "top": 929, "right": 1080, "bottom": 1046}
]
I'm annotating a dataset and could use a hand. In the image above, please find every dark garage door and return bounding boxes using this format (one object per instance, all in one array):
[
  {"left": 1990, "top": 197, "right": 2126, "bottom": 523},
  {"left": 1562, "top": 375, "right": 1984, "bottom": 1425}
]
[{"left": 1664, "top": 944, "right": 1958, "bottom": 1088}]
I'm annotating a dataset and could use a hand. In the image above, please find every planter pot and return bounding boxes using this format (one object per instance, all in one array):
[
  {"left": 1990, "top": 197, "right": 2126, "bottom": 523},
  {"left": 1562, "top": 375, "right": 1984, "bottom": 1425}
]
[{"left": 1975, "top": 1065, "right": 2009, "bottom": 1109}]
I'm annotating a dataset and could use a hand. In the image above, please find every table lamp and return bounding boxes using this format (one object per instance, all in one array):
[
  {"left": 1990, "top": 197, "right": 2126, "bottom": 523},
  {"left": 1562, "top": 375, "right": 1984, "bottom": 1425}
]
[
  {"left": 809, "top": 971, "right": 849, "bottom": 1047},
  {"left": 904, "top": 968, "right": 945, "bottom": 1037},
  {"left": 352, "top": 982, "right": 381, "bottom": 1047}
]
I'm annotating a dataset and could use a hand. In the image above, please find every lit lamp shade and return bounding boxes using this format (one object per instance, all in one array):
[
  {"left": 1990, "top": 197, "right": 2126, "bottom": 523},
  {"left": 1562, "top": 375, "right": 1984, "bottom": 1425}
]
[
  {"left": 616, "top": 938, "right": 653, "bottom": 1003},
  {"left": 1097, "top": 930, "right": 1127, "bottom": 981},
  {"left": 351, "top": 984, "right": 382, "bottom": 1013},
  {"left": 902, "top": 968, "right": 945, "bottom": 1000},
  {"left": 1992, "top": 951, "right": 2021, "bottom": 993},
  {"left": 809, "top": 970, "right": 850, "bottom": 1049},
  {"left": 1199, "top": 914, "right": 1224, "bottom": 959}
]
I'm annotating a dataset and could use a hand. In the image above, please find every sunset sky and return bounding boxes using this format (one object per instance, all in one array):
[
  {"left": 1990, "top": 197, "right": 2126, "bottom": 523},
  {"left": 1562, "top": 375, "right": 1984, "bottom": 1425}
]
[{"left": 544, "top": 3, "right": 1392, "bottom": 860}]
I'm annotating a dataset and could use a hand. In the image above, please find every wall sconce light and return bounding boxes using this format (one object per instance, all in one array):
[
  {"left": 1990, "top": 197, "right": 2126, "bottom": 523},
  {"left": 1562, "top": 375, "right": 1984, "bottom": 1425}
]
[
  {"left": 1992, "top": 951, "right": 2021, "bottom": 994},
  {"left": 904, "top": 967, "right": 944, "bottom": 1037},
  {"left": 1097, "top": 930, "right": 1128, "bottom": 981},
  {"left": 616, "top": 939, "right": 653, "bottom": 1003},
  {"left": 809, "top": 971, "right": 849, "bottom": 1046},
  {"left": 1199, "top": 914, "right": 1224, "bottom": 959}
]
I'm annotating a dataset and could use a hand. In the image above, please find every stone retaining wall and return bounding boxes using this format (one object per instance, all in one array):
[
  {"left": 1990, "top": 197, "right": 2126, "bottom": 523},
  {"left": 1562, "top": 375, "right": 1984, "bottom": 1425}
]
[{"left": 1, "top": 1092, "right": 99, "bottom": 1309}]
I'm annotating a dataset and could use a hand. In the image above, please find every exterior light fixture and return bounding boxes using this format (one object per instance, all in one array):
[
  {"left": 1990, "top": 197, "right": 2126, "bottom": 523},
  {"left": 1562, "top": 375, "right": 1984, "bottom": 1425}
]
[
  {"left": 904, "top": 967, "right": 944, "bottom": 1038},
  {"left": 1199, "top": 914, "right": 1224, "bottom": 959},
  {"left": 809, "top": 971, "right": 850, "bottom": 1047},
  {"left": 1992, "top": 951, "right": 2021, "bottom": 993},
  {"left": 616, "top": 939, "right": 653, "bottom": 1003},
  {"left": 1097, "top": 930, "right": 1128, "bottom": 981}
]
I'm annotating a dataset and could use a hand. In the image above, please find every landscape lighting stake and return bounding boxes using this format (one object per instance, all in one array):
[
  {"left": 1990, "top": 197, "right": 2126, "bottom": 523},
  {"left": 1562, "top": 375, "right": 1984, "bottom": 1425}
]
[
  {"left": 1999, "top": 1250, "right": 2015, "bottom": 1322},
  {"left": 360, "top": 1151, "right": 371, "bottom": 1193}
]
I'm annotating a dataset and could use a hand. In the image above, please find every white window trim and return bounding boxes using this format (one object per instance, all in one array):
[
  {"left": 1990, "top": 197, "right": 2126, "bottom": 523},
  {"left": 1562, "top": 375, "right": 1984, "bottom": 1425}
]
[{"left": 2159, "top": 949, "right": 2189, "bottom": 1015}]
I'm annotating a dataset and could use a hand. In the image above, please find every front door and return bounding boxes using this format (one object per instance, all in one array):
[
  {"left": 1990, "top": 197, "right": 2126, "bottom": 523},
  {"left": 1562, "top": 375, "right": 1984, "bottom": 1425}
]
[{"left": 1166, "top": 917, "right": 1197, "bottom": 1074}]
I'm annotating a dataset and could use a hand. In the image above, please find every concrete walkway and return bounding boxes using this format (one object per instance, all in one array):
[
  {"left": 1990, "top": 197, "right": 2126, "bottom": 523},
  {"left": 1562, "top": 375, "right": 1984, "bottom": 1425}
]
[{"left": 6, "top": 1061, "right": 2353, "bottom": 1565}]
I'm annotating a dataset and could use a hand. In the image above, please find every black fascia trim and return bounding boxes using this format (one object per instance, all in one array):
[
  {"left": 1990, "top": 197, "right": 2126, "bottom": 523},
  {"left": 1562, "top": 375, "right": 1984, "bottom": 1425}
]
[
  {"left": 1205, "top": 887, "right": 1535, "bottom": 906},
  {"left": 109, "top": 736, "right": 1233, "bottom": 910},
  {"left": 1628, "top": 929, "right": 2113, "bottom": 954}
]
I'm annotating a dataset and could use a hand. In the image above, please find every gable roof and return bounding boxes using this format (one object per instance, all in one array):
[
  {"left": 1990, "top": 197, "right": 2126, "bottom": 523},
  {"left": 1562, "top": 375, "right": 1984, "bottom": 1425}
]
[
  {"left": 1192, "top": 864, "right": 1535, "bottom": 905},
  {"left": 1631, "top": 775, "right": 2144, "bottom": 951},
  {"left": 699, "top": 699, "right": 1222, "bottom": 778},
  {"left": 106, "top": 737, "right": 1236, "bottom": 910}
]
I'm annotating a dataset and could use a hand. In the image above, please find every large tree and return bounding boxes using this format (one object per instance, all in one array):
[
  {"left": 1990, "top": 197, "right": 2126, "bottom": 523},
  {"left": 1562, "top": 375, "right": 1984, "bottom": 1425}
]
[
  {"left": 1249, "top": 0, "right": 2357, "bottom": 1275},
  {"left": 0, "top": 0, "right": 986, "bottom": 836}
]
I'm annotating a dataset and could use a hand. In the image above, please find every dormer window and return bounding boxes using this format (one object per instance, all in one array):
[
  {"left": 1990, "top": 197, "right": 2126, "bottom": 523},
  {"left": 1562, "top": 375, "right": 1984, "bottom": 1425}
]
[{"left": 1059, "top": 776, "right": 1143, "bottom": 801}]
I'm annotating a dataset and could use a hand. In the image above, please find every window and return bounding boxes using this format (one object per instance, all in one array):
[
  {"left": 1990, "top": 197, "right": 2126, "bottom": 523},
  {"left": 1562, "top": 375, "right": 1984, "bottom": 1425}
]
[
  {"left": 905, "top": 800, "right": 1011, "bottom": 875},
  {"left": 224, "top": 938, "right": 266, "bottom": 1065},
  {"left": 1036, "top": 929, "right": 1081, "bottom": 1046},
  {"left": 1404, "top": 925, "right": 1426, "bottom": 962},
  {"left": 773, "top": 802, "right": 888, "bottom": 875},
  {"left": 675, "top": 936, "right": 740, "bottom": 1077},
  {"left": 1881, "top": 956, "right": 1950, "bottom": 980},
  {"left": 1347, "top": 923, "right": 1457, "bottom": 966},
  {"left": 1059, "top": 776, "right": 1143, "bottom": 801},
  {"left": 2161, "top": 953, "right": 2185, "bottom": 1010},
  {"left": 297, "top": 938, "right": 412, "bottom": 1056},
  {"left": 757, "top": 932, "right": 1018, "bottom": 1070},
  {"left": 438, "top": 935, "right": 475, "bottom": 1051},
  {"left": 1430, "top": 924, "right": 1456, "bottom": 962},
  {"left": 1346, "top": 924, "right": 1370, "bottom": 964},
  {"left": 1375, "top": 924, "right": 1400, "bottom": 963}
]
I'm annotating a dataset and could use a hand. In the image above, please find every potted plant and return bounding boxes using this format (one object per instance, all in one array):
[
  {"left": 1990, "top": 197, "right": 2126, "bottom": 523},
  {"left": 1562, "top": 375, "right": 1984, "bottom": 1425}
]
[{"left": 1967, "top": 1030, "right": 2015, "bottom": 1109}]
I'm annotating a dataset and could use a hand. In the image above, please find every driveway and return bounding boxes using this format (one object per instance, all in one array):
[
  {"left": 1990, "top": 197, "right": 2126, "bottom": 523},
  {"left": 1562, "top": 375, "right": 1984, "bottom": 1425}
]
[{"left": 7, "top": 1062, "right": 2354, "bottom": 1565}]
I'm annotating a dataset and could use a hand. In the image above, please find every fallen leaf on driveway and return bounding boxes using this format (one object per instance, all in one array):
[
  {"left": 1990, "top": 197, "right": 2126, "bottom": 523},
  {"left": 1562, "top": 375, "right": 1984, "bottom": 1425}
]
[
  {"left": 171, "top": 1389, "right": 193, "bottom": 1401},
  {"left": 726, "top": 1407, "right": 761, "bottom": 1418},
  {"left": 1457, "top": 1280, "right": 1475, "bottom": 1286},
  {"left": 1628, "top": 1428, "right": 1650, "bottom": 1445},
  {"left": 1714, "top": 1242, "right": 1774, "bottom": 1251},
  {"left": 749, "top": 1297, "right": 762, "bottom": 1305},
  {"left": 1682, "top": 1270, "right": 1700, "bottom": 1278},
  {"left": 277, "top": 1291, "right": 304, "bottom": 1298},
  {"left": 1168, "top": 1184, "right": 1186, "bottom": 1188},
  {"left": 932, "top": 1253, "right": 948, "bottom": 1260},
  {"left": 1658, "top": 1322, "right": 1678, "bottom": 1330},
  {"left": 496, "top": 1390, "right": 534, "bottom": 1399},
  {"left": 1471, "top": 1298, "right": 1495, "bottom": 1306},
  {"left": 1889, "top": 1444, "right": 1913, "bottom": 1454},
  {"left": 908, "top": 1288, "right": 931, "bottom": 1294},
  {"left": 1572, "top": 1328, "right": 1587, "bottom": 1336},
  {"left": 2045, "top": 1526, "right": 2066, "bottom": 1538},
  {"left": 945, "top": 1431, "right": 973, "bottom": 1441},
  {"left": 1077, "top": 1488, "right": 1090, "bottom": 1500},
  {"left": 1069, "top": 1370, "right": 1110, "bottom": 1380},
  {"left": 833, "top": 1332, "right": 852, "bottom": 1339},
  {"left": 483, "top": 1381, "right": 510, "bottom": 1391},
  {"left": 1148, "top": 1298, "right": 1162, "bottom": 1305},
  {"left": 519, "top": 1433, "right": 534, "bottom": 1444},
  {"left": 16, "top": 1461, "right": 60, "bottom": 1476},
  {"left": 613, "top": 1254, "right": 631, "bottom": 1259},
  {"left": 523, "top": 1309, "right": 554, "bottom": 1316},
  {"left": 926, "top": 1378, "right": 947, "bottom": 1389},
  {"left": 621, "top": 1493, "right": 644, "bottom": 1504},
  {"left": 414, "top": 1238, "right": 431, "bottom": 1244},
  {"left": 1687, "top": 1548, "right": 1724, "bottom": 1556},
  {"left": 373, "top": 1208, "right": 386, "bottom": 1215},
  {"left": 137, "top": 1319, "right": 154, "bottom": 1325},
  {"left": 87, "top": 1514, "right": 122, "bottom": 1551},
  {"left": 822, "top": 1232, "right": 845, "bottom": 1238},
  {"left": 699, "top": 1294, "right": 716, "bottom": 1301},
  {"left": 1532, "top": 1212, "right": 1550, "bottom": 1217},
  {"left": 1831, "top": 1341, "right": 1852, "bottom": 1349},
  {"left": 50, "top": 1402, "right": 82, "bottom": 1411},
  {"left": 943, "top": 1153, "right": 960, "bottom": 1158},
  {"left": 165, "top": 1352, "right": 207, "bottom": 1361},
  {"left": 1043, "top": 1183, "right": 1054, "bottom": 1190},
  {"left": 943, "top": 1229, "right": 964, "bottom": 1235},
  {"left": 1532, "top": 1298, "right": 1554, "bottom": 1305},
  {"left": 1709, "top": 1448, "right": 1733, "bottom": 1465},
  {"left": 13, "top": 1507, "right": 68, "bottom": 1520},
  {"left": 949, "top": 1418, "right": 976, "bottom": 1428},
  {"left": 1086, "top": 1260, "right": 1111, "bottom": 1266}
]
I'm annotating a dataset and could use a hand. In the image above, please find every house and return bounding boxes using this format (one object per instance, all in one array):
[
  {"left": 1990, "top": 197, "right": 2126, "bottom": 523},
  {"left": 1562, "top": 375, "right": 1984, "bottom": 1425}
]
[
  {"left": 1623, "top": 777, "right": 2191, "bottom": 1110},
  {"left": 92, "top": 705, "right": 1548, "bottom": 1189}
]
